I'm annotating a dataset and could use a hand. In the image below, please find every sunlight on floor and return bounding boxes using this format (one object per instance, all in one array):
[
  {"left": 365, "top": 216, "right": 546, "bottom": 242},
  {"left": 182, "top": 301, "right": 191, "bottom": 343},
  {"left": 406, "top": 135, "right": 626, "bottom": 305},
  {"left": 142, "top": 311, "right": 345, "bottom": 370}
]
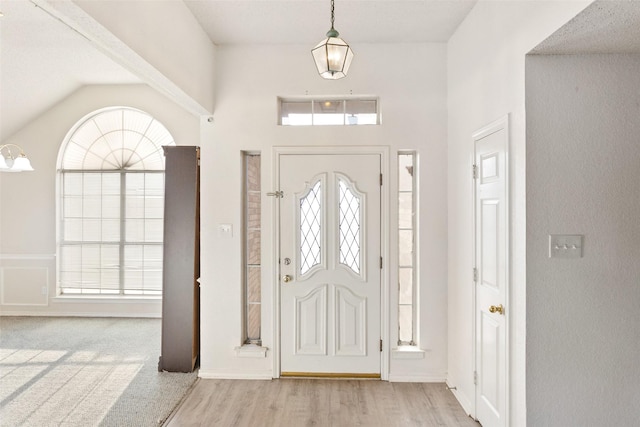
[{"left": 0, "top": 348, "right": 143, "bottom": 426}]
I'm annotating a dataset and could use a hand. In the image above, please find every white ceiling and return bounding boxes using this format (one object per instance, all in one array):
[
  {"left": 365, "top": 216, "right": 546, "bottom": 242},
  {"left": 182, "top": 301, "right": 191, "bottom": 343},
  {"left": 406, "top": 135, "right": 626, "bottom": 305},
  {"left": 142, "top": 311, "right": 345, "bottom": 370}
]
[
  {"left": 183, "top": 0, "right": 478, "bottom": 45},
  {"left": 2, "top": 0, "right": 640, "bottom": 144},
  {"left": 0, "top": 0, "right": 477, "bottom": 142},
  {"left": 0, "top": 0, "right": 141, "bottom": 141}
]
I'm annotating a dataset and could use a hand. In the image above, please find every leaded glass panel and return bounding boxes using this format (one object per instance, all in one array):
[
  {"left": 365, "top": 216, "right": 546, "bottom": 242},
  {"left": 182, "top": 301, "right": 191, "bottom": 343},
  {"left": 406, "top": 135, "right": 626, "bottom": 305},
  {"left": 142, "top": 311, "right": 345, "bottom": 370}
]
[
  {"left": 300, "top": 180, "right": 322, "bottom": 275},
  {"left": 338, "top": 178, "right": 360, "bottom": 274}
]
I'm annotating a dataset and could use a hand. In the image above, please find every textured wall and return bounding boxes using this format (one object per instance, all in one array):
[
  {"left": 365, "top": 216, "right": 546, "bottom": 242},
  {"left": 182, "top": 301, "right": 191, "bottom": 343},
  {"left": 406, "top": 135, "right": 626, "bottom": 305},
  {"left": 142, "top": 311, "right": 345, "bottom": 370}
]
[
  {"left": 526, "top": 54, "right": 640, "bottom": 425},
  {"left": 446, "top": 2, "right": 590, "bottom": 423}
]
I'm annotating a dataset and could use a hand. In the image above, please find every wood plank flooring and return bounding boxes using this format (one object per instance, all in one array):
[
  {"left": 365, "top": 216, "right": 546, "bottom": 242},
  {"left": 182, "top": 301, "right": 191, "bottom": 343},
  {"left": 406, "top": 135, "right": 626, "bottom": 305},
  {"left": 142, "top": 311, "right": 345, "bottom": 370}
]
[{"left": 166, "top": 379, "right": 479, "bottom": 426}]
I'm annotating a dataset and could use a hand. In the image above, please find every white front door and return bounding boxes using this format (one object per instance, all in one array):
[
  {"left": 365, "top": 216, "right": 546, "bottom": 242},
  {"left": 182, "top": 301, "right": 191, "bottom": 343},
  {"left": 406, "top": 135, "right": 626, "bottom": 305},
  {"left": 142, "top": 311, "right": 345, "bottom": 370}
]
[
  {"left": 279, "top": 154, "right": 381, "bottom": 376},
  {"left": 474, "top": 117, "right": 509, "bottom": 427}
]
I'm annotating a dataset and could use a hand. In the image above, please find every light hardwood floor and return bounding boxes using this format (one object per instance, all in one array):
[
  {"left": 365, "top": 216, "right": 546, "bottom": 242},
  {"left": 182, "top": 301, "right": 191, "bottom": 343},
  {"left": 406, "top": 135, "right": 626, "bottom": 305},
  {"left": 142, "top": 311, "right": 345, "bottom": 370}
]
[{"left": 166, "top": 379, "right": 479, "bottom": 426}]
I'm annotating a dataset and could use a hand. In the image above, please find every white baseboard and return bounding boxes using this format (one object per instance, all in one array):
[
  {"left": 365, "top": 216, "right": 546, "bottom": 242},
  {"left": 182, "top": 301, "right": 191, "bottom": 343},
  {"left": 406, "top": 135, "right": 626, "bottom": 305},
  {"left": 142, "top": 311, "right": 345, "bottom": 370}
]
[
  {"left": 387, "top": 374, "right": 447, "bottom": 382},
  {"left": 198, "top": 371, "right": 273, "bottom": 380},
  {"left": 0, "top": 311, "right": 161, "bottom": 318},
  {"left": 446, "top": 381, "right": 474, "bottom": 417}
]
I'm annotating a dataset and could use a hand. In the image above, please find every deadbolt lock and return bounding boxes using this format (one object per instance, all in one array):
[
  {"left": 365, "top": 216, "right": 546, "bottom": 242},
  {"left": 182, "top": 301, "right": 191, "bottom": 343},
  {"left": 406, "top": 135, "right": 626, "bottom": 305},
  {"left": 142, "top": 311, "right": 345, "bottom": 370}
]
[{"left": 489, "top": 304, "right": 505, "bottom": 315}]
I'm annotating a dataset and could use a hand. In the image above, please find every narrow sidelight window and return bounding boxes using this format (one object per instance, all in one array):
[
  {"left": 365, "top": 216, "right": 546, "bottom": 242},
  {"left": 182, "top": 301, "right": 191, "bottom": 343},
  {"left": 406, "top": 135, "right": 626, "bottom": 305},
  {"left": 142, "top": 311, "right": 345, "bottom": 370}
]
[
  {"left": 398, "top": 152, "right": 416, "bottom": 346},
  {"left": 243, "top": 153, "right": 262, "bottom": 345}
]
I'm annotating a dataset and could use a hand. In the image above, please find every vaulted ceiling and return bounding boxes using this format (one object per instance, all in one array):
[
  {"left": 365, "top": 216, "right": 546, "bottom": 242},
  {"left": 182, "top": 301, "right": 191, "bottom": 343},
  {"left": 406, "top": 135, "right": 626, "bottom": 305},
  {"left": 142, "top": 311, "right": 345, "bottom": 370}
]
[
  {"left": 184, "top": 0, "right": 477, "bottom": 45},
  {"left": 2, "top": 0, "right": 640, "bottom": 143},
  {"left": 0, "top": 0, "right": 477, "bottom": 141},
  {"left": 0, "top": 0, "right": 141, "bottom": 141}
]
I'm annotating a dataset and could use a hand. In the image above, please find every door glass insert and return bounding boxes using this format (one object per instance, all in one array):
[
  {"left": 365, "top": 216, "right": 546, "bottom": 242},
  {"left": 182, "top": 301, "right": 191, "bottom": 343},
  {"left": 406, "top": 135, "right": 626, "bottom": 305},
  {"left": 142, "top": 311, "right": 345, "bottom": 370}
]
[
  {"left": 338, "top": 178, "right": 361, "bottom": 274},
  {"left": 300, "top": 180, "right": 322, "bottom": 275}
]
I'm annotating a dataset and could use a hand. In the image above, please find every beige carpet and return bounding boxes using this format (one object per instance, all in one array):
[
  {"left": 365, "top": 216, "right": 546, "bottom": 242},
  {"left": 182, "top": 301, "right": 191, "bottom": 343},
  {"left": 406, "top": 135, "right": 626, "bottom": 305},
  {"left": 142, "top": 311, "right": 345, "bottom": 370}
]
[{"left": 0, "top": 317, "right": 197, "bottom": 427}]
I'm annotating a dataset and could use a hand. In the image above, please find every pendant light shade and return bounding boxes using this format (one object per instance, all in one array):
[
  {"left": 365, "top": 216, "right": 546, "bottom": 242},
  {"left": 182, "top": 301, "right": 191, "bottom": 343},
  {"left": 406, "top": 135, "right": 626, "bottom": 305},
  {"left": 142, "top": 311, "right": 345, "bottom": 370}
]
[{"left": 311, "top": 0, "right": 353, "bottom": 80}]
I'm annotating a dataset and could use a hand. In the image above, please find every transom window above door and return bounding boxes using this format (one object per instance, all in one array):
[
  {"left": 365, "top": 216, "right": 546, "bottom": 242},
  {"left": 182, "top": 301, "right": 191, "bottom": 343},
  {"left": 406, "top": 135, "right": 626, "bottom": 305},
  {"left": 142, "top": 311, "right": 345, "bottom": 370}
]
[{"left": 278, "top": 97, "right": 379, "bottom": 126}]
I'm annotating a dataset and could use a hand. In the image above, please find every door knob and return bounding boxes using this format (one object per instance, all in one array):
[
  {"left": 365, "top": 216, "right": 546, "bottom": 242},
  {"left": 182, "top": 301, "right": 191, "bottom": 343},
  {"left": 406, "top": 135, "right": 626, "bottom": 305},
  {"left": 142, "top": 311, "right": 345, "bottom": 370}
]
[
  {"left": 282, "top": 275, "right": 292, "bottom": 283},
  {"left": 489, "top": 304, "right": 504, "bottom": 315}
]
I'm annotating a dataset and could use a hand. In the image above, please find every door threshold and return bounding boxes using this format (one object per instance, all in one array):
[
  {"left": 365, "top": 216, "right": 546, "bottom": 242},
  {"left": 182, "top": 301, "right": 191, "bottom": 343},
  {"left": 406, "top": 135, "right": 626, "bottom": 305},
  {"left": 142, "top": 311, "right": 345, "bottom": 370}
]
[{"left": 281, "top": 372, "right": 380, "bottom": 379}]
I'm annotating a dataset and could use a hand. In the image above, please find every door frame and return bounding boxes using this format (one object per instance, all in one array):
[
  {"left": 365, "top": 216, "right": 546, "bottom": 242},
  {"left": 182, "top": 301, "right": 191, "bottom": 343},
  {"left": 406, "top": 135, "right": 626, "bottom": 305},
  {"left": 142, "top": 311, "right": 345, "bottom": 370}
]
[
  {"left": 472, "top": 115, "right": 510, "bottom": 424},
  {"left": 272, "top": 146, "right": 390, "bottom": 380}
]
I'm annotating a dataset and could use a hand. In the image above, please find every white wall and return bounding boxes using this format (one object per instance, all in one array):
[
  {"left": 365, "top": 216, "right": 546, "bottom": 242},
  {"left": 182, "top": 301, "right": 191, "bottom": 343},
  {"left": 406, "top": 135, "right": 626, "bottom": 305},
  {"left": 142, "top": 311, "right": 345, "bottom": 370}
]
[
  {"left": 526, "top": 53, "right": 640, "bottom": 426},
  {"left": 446, "top": 1, "right": 591, "bottom": 423},
  {"left": 199, "top": 43, "right": 449, "bottom": 380},
  {"left": 74, "top": 0, "right": 216, "bottom": 114},
  {"left": 0, "top": 84, "right": 199, "bottom": 317}
]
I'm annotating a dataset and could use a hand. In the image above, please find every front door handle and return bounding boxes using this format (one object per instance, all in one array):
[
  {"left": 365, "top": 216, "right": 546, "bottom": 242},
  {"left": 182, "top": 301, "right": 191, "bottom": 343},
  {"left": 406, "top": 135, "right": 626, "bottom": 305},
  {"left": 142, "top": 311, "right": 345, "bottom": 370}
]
[{"left": 282, "top": 275, "right": 292, "bottom": 283}]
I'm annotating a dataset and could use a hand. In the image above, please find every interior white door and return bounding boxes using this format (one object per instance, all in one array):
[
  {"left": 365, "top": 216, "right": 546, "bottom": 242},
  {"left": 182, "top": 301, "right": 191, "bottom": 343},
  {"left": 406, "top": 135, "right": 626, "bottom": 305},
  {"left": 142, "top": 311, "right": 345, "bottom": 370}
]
[
  {"left": 474, "top": 119, "right": 508, "bottom": 427},
  {"left": 279, "top": 154, "right": 381, "bottom": 376}
]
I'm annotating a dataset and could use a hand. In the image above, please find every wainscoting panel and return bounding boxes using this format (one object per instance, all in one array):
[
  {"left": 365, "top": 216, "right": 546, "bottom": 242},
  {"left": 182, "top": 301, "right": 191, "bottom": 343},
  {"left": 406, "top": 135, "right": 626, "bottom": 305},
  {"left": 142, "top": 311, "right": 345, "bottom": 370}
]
[
  {"left": 0, "top": 254, "right": 54, "bottom": 307},
  {"left": 1, "top": 267, "right": 49, "bottom": 306},
  {"left": 0, "top": 254, "right": 162, "bottom": 317}
]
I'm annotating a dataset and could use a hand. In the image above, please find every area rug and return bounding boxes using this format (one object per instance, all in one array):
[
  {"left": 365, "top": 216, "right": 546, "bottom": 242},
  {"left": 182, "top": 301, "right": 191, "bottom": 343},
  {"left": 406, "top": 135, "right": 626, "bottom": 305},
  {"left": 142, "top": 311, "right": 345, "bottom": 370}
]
[{"left": 0, "top": 317, "right": 197, "bottom": 427}]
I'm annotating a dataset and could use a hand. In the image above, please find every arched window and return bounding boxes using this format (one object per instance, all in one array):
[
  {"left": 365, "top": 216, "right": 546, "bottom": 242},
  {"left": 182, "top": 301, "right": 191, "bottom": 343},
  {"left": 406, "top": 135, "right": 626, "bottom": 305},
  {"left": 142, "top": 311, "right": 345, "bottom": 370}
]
[{"left": 58, "top": 107, "right": 175, "bottom": 296}]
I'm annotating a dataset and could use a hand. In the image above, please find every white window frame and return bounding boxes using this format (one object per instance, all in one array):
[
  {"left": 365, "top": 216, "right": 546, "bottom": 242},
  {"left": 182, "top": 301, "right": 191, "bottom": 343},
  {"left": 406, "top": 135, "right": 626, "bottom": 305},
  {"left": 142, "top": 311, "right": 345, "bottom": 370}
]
[
  {"left": 398, "top": 151, "right": 417, "bottom": 346},
  {"left": 278, "top": 96, "right": 380, "bottom": 126},
  {"left": 56, "top": 107, "right": 174, "bottom": 298},
  {"left": 242, "top": 151, "right": 262, "bottom": 345}
]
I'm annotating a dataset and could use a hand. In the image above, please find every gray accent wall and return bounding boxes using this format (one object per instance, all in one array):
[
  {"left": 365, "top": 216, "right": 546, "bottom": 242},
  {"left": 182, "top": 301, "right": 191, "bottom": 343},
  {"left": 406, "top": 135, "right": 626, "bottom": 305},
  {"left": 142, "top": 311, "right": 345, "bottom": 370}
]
[{"left": 526, "top": 53, "right": 640, "bottom": 425}]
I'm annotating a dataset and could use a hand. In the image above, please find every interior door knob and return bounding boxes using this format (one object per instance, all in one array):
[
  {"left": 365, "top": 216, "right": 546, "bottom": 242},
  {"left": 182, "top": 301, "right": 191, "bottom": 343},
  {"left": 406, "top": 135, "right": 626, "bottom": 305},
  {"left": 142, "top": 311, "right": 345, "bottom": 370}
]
[
  {"left": 282, "top": 275, "right": 292, "bottom": 283},
  {"left": 489, "top": 304, "right": 504, "bottom": 315}
]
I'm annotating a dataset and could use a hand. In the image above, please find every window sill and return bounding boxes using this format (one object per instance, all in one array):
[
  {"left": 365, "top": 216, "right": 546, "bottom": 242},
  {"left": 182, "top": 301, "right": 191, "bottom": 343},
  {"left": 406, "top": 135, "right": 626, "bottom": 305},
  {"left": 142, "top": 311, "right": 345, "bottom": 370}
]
[
  {"left": 391, "top": 346, "right": 426, "bottom": 359},
  {"left": 52, "top": 295, "right": 161, "bottom": 303},
  {"left": 235, "top": 344, "right": 269, "bottom": 358}
]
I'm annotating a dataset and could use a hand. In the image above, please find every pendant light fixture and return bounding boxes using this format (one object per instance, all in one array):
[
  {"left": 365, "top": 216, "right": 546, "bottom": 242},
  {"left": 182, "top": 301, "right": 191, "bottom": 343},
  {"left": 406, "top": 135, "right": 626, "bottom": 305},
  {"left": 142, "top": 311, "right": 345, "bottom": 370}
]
[{"left": 311, "top": 0, "right": 354, "bottom": 80}]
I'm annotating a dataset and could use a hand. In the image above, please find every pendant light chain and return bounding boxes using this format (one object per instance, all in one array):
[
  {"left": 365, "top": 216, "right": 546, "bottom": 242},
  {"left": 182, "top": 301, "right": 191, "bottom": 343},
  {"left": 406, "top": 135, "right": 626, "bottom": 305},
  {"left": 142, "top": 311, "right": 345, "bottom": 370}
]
[{"left": 330, "top": 0, "right": 335, "bottom": 30}]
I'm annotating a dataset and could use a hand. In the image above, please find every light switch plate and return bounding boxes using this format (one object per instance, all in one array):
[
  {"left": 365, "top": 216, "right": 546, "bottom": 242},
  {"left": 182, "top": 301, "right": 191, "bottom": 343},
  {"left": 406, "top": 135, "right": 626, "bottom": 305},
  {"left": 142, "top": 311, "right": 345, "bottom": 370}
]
[
  {"left": 549, "top": 234, "right": 583, "bottom": 258},
  {"left": 218, "top": 223, "right": 233, "bottom": 238}
]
